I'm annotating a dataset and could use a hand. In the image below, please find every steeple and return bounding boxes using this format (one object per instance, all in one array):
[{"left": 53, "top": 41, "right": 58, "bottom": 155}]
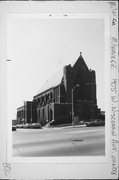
[
  {"left": 80, "top": 51, "right": 82, "bottom": 57},
  {"left": 72, "top": 51, "right": 89, "bottom": 72}
]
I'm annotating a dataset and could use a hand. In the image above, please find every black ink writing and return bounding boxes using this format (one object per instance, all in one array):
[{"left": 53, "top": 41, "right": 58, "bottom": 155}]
[
  {"left": 109, "top": 1, "right": 118, "bottom": 177},
  {"left": 111, "top": 79, "right": 117, "bottom": 93},
  {"left": 3, "top": 163, "right": 11, "bottom": 176},
  {"left": 111, "top": 96, "right": 118, "bottom": 103},
  {"left": 112, "top": 105, "right": 118, "bottom": 113},
  {"left": 111, "top": 97, "right": 118, "bottom": 137},
  {"left": 111, "top": 37, "right": 117, "bottom": 69},
  {"left": 111, "top": 155, "right": 118, "bottom": 175},
  {"left": 111, "top": 37, "right": 118, "bottom": 43},
  {"left": 112, "top": 18, "right": 117, "bottom": 25},
  {"left": 112, "top": 139, "right": 119, "bottom": 152}
]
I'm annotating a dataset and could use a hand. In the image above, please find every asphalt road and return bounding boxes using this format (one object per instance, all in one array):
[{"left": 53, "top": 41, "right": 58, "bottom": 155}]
[{"left": 12, "top": 126, "right": 105, "bottom": 157}]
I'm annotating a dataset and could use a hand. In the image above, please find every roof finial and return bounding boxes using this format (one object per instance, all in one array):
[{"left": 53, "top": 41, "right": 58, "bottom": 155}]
[{"left": 80, "top": 51, "right": 82, "bottom": 56}]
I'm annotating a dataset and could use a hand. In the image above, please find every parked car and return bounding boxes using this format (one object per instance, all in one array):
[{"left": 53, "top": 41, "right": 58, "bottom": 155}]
[
  {"left": 16, "top": 124, "right": 21, "bottom": 128},
  {"left": 32, "top": 123, "right": 42, "bottom": 129},
  {"left": 16, "top": 124, "right": 19, "bottom": 128},
  {"left": 86, "top": 120, "right": 105, "bottom": 127},
  {"left": 25, "top": 123, "right": 32, "bottom": 129},
  {"left": 18, "top": 124, "right": 25, "bottom": 128},
  {"left": 78, "top": 121, "right": 86, "bottom": 125}
]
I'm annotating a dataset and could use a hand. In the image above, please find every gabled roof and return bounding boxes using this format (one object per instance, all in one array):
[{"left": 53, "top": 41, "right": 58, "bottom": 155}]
[
  {"left": 72, "top": 53, "right": 89, "bottom": 72},
  {"left": 35, "top": 53, "right": 88, "bottom": 97},
  {"left": 36, "top": 68, "right": 63, "bottom": 96}
]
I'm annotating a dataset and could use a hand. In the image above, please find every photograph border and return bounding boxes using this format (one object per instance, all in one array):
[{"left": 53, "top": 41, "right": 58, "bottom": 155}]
[{"left": 0, "top": 1, "right": 118, "bottom": 179}]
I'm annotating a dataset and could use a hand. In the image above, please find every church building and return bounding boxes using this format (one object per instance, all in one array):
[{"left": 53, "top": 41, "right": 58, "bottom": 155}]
[{"left": 17, "top": 53, "right": 103, "bottom": 126}]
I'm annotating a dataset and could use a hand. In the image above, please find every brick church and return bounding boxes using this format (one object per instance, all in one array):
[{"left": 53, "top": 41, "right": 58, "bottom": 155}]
[{"left": 17, "top": 53, "right": 104, "bottom": 126}]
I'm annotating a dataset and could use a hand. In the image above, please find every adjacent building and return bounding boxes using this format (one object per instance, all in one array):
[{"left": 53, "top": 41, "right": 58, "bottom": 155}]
[
  {"left": 17, "top": 53, "right": 105, "bottom": 126},
  {"left": 17, "top": 101, "right": 37, "bottom": 124}
]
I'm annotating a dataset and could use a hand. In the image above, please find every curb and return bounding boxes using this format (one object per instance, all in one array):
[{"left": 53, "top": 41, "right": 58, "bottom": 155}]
[{"left": 15, "top": 125, "right": 86, "bottom": 131}]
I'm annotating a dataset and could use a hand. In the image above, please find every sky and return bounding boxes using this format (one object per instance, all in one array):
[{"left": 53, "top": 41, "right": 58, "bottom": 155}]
[{"left": 8, "top": 17, "right": 105, "bottom": 119}]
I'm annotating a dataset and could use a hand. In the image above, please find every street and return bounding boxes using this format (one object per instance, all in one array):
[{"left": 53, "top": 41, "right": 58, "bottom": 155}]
[{"left": 12, "top": 126, "right": 105, "bottom": 157}]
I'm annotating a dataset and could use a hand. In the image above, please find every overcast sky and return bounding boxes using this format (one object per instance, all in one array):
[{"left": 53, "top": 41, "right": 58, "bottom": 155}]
[{"left": 8, "top": 17, "right": 105, "bottom": 119}]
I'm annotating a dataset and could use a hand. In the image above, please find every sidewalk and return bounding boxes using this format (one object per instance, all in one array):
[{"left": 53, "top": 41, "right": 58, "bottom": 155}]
[
  {"left": 15, "top": 124, "right": 86, "bottom": 132},
  {"left": 50, "top": 124, "right": 86, "bottom": 129}
]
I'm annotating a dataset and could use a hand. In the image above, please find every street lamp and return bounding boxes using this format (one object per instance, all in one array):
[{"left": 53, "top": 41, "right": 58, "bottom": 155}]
[{"left": 72, "top": 84, "right": 79, "bottom": 126}]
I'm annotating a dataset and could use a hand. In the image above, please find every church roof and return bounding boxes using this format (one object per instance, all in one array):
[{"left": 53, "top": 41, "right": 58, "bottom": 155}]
[
  {"left": 35, "top": 52, "right": 88, "bottom": 97},
  {"left": 36, "top": 68, "right": 63, "bottom": 96}
]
